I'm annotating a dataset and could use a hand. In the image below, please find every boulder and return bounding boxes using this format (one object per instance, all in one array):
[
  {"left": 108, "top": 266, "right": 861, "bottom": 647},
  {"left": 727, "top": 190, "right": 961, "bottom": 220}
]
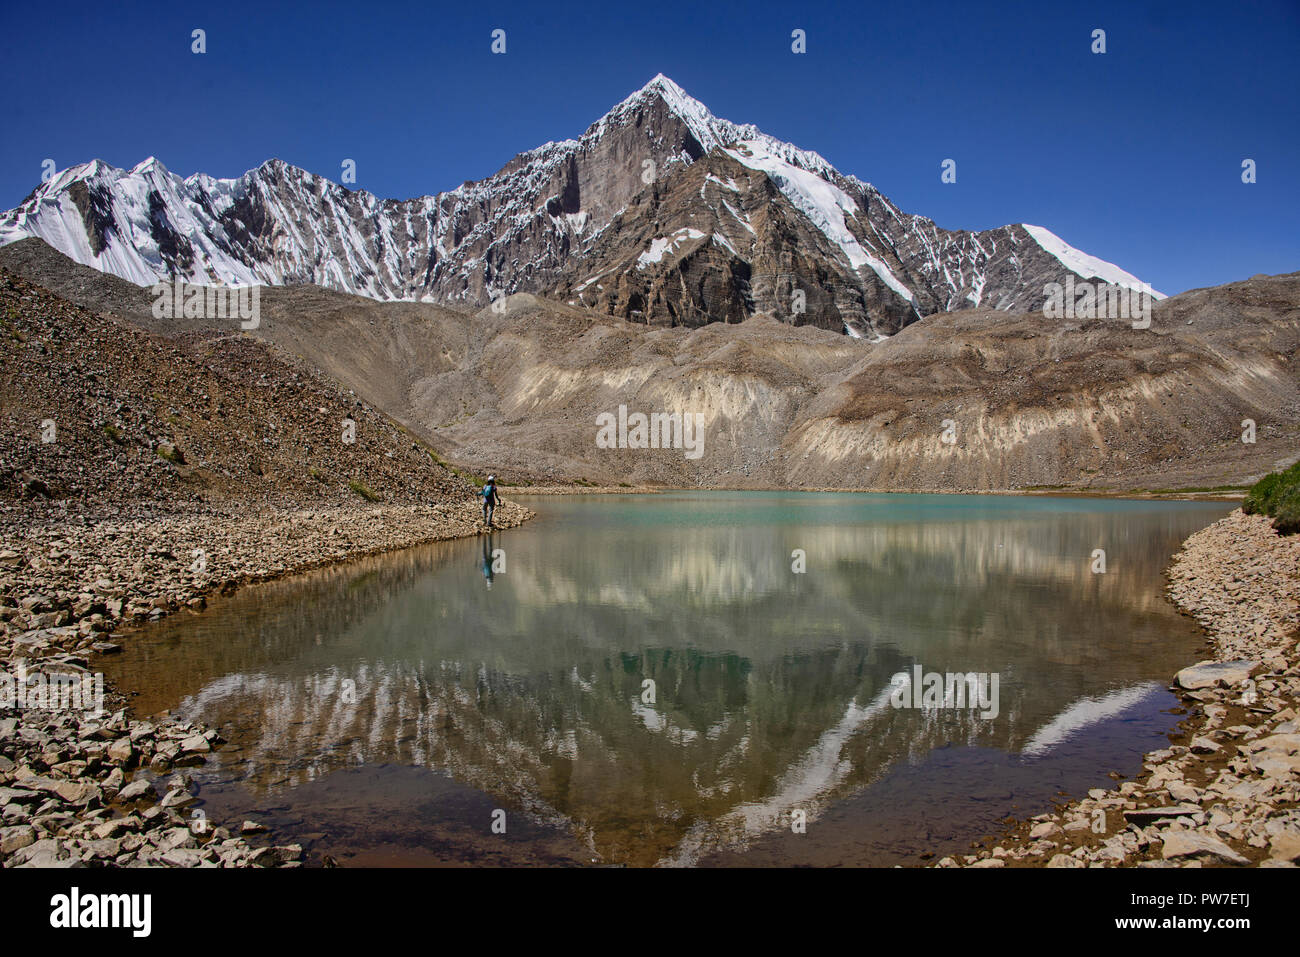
[
  {"left": 1160, "top": 830, "right": 1249, "bottom": 865},
  {"left": 1174, "top": 660, "right": 1260, "bottom": 691}
]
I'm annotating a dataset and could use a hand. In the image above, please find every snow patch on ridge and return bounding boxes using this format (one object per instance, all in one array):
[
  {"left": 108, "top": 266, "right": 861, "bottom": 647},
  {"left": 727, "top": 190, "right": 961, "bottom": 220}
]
[
  {"left": 1023, "top": 224, "right": 1166, "bottom": 298},
  {"left": 636, "top": 227, "right": 705, "bottom": 268},
  {"left": 723, "top": 140, "right": 915, "bottom": 305}
]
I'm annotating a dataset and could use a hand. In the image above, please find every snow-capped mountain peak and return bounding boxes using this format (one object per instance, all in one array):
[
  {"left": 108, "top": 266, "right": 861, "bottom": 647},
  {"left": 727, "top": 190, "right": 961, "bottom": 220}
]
[
  {"left": 609, "top": 73, "right": 735, "bottom": 153},
  {"left": 601, "top": 74, "right": 841, "bottom": 181},
  {"left": 0, "top": 74, "right": 1164, "bottom": 335}
]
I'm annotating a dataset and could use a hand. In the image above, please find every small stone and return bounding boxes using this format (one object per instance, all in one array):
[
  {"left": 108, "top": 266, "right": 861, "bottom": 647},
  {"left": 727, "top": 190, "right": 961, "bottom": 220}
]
[
  {"left": 1267, "top": 831, "right": 1300, "bottom": 862},
  {"left": 53, "top": 781, "right": 94, "bottom": 804},
  {"left": 1167, "top": 782, "right": 1199, "bottom": 803},
  {"left": 0, "top": 787, "right": 41, "bottom": 806},
  {"left": 159, "top": 847, "right": 202, "bottom": 867},
  {"left": 249, "top": 846, "right": 280, "bottom": 867},
  {"left": 92, "top": 819, "right": 126, "bottom": 839},
  {"left": 159, "top": 788, "right": 195, "bottom": 808},
  {"left": 0, "top": 824, "right": 38, "bottom": 854},
  {"left": 115, "top": 778, "right": 153, "bottom": 803},
  {"left": 86, "top": 838, "right": 121, "bottom": 859},
  {"left": 149, "top": 754, "right": 173, "bottom": 773},
  {"left": 158, "top": 827, "right": 195, "bottom": 851},
  {"left": 107, "top": 737, "right": 134, "bottom": 765}
]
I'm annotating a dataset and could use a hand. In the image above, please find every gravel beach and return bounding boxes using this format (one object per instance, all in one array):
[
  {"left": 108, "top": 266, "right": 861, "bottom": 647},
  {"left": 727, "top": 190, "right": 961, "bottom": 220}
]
[{"left": 0, "top": 497, "right": 532, "bottom": 867}]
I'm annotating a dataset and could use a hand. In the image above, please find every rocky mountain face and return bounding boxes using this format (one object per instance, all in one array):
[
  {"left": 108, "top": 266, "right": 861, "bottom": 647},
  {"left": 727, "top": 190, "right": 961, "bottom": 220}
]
[{"left": 1, "top": 76, "right": 1161, "bottom": 339}]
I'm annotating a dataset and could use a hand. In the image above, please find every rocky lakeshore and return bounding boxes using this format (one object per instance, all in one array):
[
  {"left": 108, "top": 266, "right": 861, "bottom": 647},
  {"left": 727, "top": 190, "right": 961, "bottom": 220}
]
[
  {"left": 938, "top": 509, "right": 1300, "bottom": 869},
  {"left": 0, "top": 497, "right": 532, "bottom": 868},
  {"left": 0, "top": 263, "right": 545, "bottom": 868}
]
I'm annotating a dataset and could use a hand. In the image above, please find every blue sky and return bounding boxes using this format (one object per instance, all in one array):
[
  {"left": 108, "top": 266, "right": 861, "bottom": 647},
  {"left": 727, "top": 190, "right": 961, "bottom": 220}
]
[{"left": 1, "top": 0, "right": 1295, "bottom": 296}]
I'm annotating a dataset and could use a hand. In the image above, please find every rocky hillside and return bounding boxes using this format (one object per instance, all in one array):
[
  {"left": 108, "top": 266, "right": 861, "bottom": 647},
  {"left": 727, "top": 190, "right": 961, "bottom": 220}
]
[
  {"left": 0, "top": 267, "right": 474, "bottom": 508},
  {"left": 0, "top": 76, "right": 1159, "bottom": 339},
  {"left": 441, "top": 276, "right": 1300, "bottom": 491},
  {"left": 2, "top": 240, "right": 1295, "bottom": 493}
]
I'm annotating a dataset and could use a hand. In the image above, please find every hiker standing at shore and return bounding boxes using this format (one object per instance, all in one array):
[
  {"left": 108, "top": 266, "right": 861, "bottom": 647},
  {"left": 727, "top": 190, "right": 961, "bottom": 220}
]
[{"left": 480, "top": 474, "right": 501, "bottom": 527}]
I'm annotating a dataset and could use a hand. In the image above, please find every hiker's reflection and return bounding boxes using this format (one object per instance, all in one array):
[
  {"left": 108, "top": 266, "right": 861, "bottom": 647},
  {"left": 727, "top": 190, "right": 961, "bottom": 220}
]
[{"left": 481, "top": 533, "right": 496, "bottom": 588}]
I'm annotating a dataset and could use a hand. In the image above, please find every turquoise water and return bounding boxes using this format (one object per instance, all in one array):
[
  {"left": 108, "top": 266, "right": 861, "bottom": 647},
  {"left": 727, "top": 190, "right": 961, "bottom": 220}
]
[{"left": 104, "top": 491, "right": 1230, "bottom": 866}]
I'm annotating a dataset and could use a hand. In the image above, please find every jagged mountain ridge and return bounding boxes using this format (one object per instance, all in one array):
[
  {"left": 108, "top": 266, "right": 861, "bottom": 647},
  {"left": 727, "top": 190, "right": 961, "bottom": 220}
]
[{"left": 0, "top": 74, "right": 1161, "bottom": 337}]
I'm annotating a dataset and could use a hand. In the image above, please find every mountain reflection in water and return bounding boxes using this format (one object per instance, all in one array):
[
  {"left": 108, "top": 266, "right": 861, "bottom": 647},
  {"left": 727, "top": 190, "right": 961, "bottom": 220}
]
[{"left": 104, "top": 492, "right": 1229, "bottom": 866}]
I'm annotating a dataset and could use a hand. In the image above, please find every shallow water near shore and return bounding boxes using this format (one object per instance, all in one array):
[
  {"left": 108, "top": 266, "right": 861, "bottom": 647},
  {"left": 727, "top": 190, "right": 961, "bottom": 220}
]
[{"left": 102, "top": 491, "right": 1231, "bottom": 866}]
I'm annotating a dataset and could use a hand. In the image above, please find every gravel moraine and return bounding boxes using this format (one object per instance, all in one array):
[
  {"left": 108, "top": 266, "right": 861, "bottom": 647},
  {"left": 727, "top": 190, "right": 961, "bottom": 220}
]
[
  {"left": 936, "top": 509, "right": 1300, "bottom": 869},
  {"left": 0, "top": 497, "right": 533, "bottom": 868}
]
